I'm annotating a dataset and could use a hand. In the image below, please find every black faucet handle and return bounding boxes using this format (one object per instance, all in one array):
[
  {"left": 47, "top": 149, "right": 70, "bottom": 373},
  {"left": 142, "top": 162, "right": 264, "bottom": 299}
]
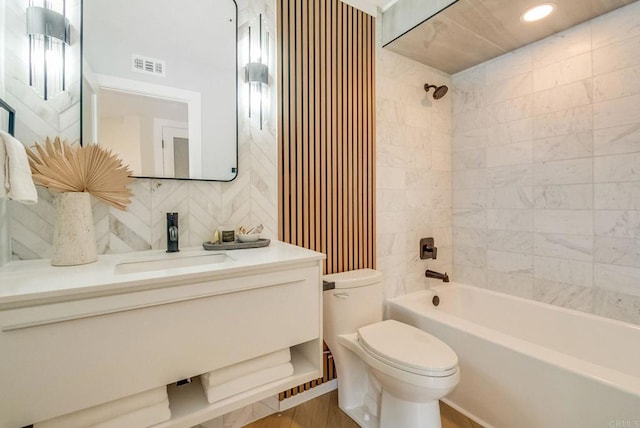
[
  {"left": 429, "top": 246, "right": 438, "bottom": 259},
  {"left": 167, "top": 212, "right": 179, "bottom": 223}
]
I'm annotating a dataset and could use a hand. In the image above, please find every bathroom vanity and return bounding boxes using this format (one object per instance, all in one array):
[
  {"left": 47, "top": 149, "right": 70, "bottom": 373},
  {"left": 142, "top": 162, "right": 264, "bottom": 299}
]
[{"left": 0, "top": 241, "right": 324, "bottom": 428}]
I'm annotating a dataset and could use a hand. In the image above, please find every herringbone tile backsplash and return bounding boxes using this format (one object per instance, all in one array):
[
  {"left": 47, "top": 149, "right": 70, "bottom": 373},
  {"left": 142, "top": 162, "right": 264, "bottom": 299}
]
[{"left": 9, "top": 121, "right": 277, "bottom": 259}]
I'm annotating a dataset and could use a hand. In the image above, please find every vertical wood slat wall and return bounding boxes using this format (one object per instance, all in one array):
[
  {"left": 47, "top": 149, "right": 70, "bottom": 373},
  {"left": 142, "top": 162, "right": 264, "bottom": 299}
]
[
  {"left": 277, "top": 0, "right": 376, "bottom": 400},
  {"left": 278, "top": 0, "right": 376, "bottom": 276}
]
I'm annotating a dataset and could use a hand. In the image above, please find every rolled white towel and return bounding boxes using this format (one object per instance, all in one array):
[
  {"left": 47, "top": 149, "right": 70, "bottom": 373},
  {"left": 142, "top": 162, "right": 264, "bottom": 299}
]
[
  {"left": 34, "top": 386, "right": 168, "bottom": 428},
  {"left": 201, "top": 348, "right": 290, "bottom": 389},
  {"left": 203, "top": 362, "right": 294, "bottom": 404},
  {"left": 94, "top": 399, "right": 171, "bottom": 428},
  {"left": 0, "top": 130, "right": 37, "bottom": 204}
]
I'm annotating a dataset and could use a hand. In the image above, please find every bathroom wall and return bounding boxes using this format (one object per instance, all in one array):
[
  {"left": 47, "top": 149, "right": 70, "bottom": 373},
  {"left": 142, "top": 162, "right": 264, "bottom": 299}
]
[
  {"left": 376, "top": 43, "right": 453, "bottom": 299},
  {"left": 452, "top": 2, "right": 640, "bottom": 325},
  {"left": 8, "top": 0, "right": 278, "bottom": 259},
  {"left": 0, "top": 0, "right": 8, "bottom": 267}
]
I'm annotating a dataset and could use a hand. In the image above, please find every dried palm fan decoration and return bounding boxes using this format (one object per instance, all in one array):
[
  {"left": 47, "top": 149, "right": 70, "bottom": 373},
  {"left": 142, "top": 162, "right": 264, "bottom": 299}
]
[{"left": 25, "top": 137, "right": 134, "bottom": 210}]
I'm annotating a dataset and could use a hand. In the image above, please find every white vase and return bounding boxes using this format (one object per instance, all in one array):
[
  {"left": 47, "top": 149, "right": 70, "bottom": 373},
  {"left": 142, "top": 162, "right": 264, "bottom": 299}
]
[{"left": 51, "top": 192, "right": 97, "bottom": 266}]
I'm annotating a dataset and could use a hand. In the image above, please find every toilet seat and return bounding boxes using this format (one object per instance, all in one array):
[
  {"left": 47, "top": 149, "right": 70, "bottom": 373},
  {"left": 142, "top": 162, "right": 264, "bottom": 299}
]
[{"left": 358, "top": 320, "right": 458, "bottom": 377}]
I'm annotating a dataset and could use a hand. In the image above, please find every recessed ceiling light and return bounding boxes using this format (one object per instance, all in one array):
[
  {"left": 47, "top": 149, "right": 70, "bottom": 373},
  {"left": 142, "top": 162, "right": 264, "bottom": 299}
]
[{"left": 521, "top": 3, "right": 556, "bottom": 22}]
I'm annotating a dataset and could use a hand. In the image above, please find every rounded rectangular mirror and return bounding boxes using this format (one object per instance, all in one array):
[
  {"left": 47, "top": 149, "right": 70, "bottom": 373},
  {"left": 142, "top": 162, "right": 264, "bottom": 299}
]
[{"left": 81, "top": 0, "right": 238, "bottom": 181}]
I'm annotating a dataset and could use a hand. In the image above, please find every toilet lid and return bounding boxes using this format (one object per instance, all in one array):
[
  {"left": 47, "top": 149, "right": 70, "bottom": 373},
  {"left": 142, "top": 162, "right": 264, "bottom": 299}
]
[{"left": 358, "top": 320, "right": 458, "bottom": 377}]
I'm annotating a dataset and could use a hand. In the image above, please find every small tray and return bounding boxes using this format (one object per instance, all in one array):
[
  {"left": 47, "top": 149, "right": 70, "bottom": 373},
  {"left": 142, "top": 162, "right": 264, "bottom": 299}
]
[{"left": 202, "top": 238, "right": 271, "bottom": 251}]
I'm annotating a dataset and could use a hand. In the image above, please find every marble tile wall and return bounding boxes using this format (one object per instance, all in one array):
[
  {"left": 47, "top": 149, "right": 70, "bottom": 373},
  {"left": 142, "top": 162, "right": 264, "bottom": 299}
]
[
  {"left": 7, "top": 0, "right": 278, "bottom": 259},
  {"left": 376, "top": 44, "right": 453, "bottom": 299},
  {"left": 452, "top": 1, "right": 640, "bottom": 325}
]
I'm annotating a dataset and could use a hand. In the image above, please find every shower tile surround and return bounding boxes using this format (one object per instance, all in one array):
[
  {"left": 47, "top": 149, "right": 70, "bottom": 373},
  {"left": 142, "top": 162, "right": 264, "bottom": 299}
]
[
  {"left": 376, "top": 43, "right": 453, "bottom": 298},
  {"left": 452, "top": 1, "right": 640, "bottom": 325},
  {"left": 6, "top": 0, "right": 278, "bottom": 260}
]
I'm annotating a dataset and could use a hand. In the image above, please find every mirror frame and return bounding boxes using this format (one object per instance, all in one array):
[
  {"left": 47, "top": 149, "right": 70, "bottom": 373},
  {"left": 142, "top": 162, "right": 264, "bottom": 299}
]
[
  {"left": 79, "top": 0, "right": 239, "bottom": 182},
  {"left": 0, "top": 98, "right": 15, "bottom": 136}
]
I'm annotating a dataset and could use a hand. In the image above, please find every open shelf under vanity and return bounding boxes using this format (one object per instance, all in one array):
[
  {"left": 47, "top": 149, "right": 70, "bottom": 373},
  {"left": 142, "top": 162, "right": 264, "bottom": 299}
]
[{"left": 160, "top": 347, "right": 318, "bottom": 428}]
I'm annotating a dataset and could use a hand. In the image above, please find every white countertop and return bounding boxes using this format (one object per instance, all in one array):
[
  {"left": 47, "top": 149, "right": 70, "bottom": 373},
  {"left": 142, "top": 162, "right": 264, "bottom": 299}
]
[{"left": 0, "top": 240, "right": 325, "bottom": 309}]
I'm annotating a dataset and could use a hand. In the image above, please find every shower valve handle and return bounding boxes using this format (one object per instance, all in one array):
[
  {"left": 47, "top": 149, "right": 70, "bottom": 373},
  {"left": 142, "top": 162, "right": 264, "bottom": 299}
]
[{"left": 420, "top": 237, "right": 437, "bottom": 260}]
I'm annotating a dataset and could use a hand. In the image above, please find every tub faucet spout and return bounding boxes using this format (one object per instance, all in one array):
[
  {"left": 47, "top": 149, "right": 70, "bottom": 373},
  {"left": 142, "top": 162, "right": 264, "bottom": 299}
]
[{"left": 425, "top": 269, "right": 449, "bottom": 282}]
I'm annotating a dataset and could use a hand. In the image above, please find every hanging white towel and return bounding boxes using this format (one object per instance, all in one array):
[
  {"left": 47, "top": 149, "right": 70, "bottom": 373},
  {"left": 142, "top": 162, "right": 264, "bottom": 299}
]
[
  {"left": 33, "top": 386, "right": 168, "bottom": 428},
  {"left": 201, "top": 348, "right": 291, "bottom": 389},
  {"left": 0, "top": 130, "right": 38, "bottom": 204}
]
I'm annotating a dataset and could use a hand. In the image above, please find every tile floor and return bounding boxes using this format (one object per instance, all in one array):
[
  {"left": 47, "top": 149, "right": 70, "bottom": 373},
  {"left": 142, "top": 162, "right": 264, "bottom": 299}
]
[{"left": 244, "top": 390, "right": 482, "bottom": 428}]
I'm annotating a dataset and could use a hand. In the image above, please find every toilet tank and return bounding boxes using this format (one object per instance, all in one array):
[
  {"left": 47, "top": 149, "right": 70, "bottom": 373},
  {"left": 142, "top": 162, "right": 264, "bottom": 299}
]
[{"left": 323, "top": 269, "right": 384, "bottom": 346}]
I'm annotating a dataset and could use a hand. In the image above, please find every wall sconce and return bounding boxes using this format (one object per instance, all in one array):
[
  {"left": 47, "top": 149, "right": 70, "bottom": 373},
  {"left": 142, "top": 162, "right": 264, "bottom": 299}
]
[
  {"left": 245, "top": 13, "right": 269, "bottom": 130},
  {"left": 26, "top": 0, "right": 70, "bottom": 100}
]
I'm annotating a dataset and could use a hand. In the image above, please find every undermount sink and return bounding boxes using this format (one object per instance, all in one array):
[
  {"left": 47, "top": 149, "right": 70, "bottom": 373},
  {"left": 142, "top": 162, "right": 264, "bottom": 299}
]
[{"left": 114, "top": 252, "right": 229, "bottom": 274}]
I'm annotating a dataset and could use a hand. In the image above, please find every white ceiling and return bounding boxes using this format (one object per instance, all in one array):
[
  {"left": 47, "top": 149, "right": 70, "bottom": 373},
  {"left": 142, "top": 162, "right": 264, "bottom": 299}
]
[{"left": 98, "top": 89, "right": 188, "bottom": 122}]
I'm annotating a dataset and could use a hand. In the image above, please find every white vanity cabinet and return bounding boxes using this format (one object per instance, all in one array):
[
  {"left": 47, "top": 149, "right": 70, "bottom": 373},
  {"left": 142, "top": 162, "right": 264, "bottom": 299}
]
[{"left": 0, "top": 241, "right": 324, "bottom": 428}]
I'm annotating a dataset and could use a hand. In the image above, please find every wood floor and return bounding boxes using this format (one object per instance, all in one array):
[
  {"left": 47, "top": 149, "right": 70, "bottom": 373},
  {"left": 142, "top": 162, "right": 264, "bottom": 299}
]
[{"left": 244, "top": 390, "right": 482, "bottom": 428}]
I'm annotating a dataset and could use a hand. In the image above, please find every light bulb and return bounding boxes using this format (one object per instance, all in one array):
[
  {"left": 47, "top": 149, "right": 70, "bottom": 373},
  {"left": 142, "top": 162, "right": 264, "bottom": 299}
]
[
  {"left": 521, "top": 3, "right": 555, "bottom": 22},
  {"left": 45, "top": 49, "right": 62, "bottom": 68}
]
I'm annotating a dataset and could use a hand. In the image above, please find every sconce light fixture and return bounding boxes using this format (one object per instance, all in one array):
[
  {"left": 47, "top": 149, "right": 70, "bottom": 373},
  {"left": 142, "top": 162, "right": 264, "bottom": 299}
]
[
  {"left": 245, "top": 13, "right": 269, "bottom": 130},
  {"left": 26, "top": 0, "right": 70, "bottom": 100}
]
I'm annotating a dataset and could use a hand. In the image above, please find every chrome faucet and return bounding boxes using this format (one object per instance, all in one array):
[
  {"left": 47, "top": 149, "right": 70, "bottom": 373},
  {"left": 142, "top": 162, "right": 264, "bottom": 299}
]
[
  {"left": 166, "top": 212, "right": 179, "bottom": 253},
  {"left": 425, "top": 269, "right": 449, "bottom": 282}
]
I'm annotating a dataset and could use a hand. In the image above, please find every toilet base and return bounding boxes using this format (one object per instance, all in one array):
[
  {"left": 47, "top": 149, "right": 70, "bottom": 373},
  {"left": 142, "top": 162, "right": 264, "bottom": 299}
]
[
  {"left": 341, "top": 391, "right": 442, "bottom": 428},
  {"left": 341, "top": 404, "right": 380, "bottom": 428},
  {"left": 380, "top": 390, "right": 441, "bottom": 428}
]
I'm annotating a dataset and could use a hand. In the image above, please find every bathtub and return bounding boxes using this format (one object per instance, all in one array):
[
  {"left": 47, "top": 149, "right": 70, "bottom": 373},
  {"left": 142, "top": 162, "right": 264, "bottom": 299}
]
[{"left": 387, "top": 283, "right": 640, "bottom": 428}]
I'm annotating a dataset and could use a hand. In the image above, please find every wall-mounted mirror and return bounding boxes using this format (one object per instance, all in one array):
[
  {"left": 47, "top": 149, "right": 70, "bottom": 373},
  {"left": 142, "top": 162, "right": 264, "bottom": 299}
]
[{"left": 82, "top": 0, "right": 238, "bottom": 181}]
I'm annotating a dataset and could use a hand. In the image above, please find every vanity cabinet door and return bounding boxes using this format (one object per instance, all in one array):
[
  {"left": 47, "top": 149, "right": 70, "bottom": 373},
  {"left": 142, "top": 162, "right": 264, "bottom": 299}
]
[{"left": 0, "top": 264, "right": 321, "bottom": 428}]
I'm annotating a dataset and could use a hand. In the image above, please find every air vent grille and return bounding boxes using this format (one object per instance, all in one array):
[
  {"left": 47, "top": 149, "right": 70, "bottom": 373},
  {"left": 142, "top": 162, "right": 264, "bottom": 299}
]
[{"left": 132, "top": 54, "right": 166, "bottom": 77}]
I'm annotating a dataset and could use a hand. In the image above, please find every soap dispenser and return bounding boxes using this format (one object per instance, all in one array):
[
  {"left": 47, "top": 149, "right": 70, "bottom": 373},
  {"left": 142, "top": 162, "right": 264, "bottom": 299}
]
[{"left": 166, "top": 212, "right": 179, "bottom": 253}]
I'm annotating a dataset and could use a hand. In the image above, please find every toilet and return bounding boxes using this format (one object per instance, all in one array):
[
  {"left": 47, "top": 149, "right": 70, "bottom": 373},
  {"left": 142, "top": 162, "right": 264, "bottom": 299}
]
[{"left": 323, "top": 269, "right": 459, "bottom": 428}]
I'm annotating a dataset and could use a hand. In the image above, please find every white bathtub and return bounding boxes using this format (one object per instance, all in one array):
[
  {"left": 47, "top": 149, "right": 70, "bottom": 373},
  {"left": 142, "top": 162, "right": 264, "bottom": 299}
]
[{"left": 387, "top": 283, "right": 640, "bottom": 428}]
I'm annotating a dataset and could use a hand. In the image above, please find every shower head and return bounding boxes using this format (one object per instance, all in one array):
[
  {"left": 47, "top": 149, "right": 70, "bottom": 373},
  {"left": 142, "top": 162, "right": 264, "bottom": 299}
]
[{"left": 424, "top": 83, "right": 448, "bottom": 100}]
